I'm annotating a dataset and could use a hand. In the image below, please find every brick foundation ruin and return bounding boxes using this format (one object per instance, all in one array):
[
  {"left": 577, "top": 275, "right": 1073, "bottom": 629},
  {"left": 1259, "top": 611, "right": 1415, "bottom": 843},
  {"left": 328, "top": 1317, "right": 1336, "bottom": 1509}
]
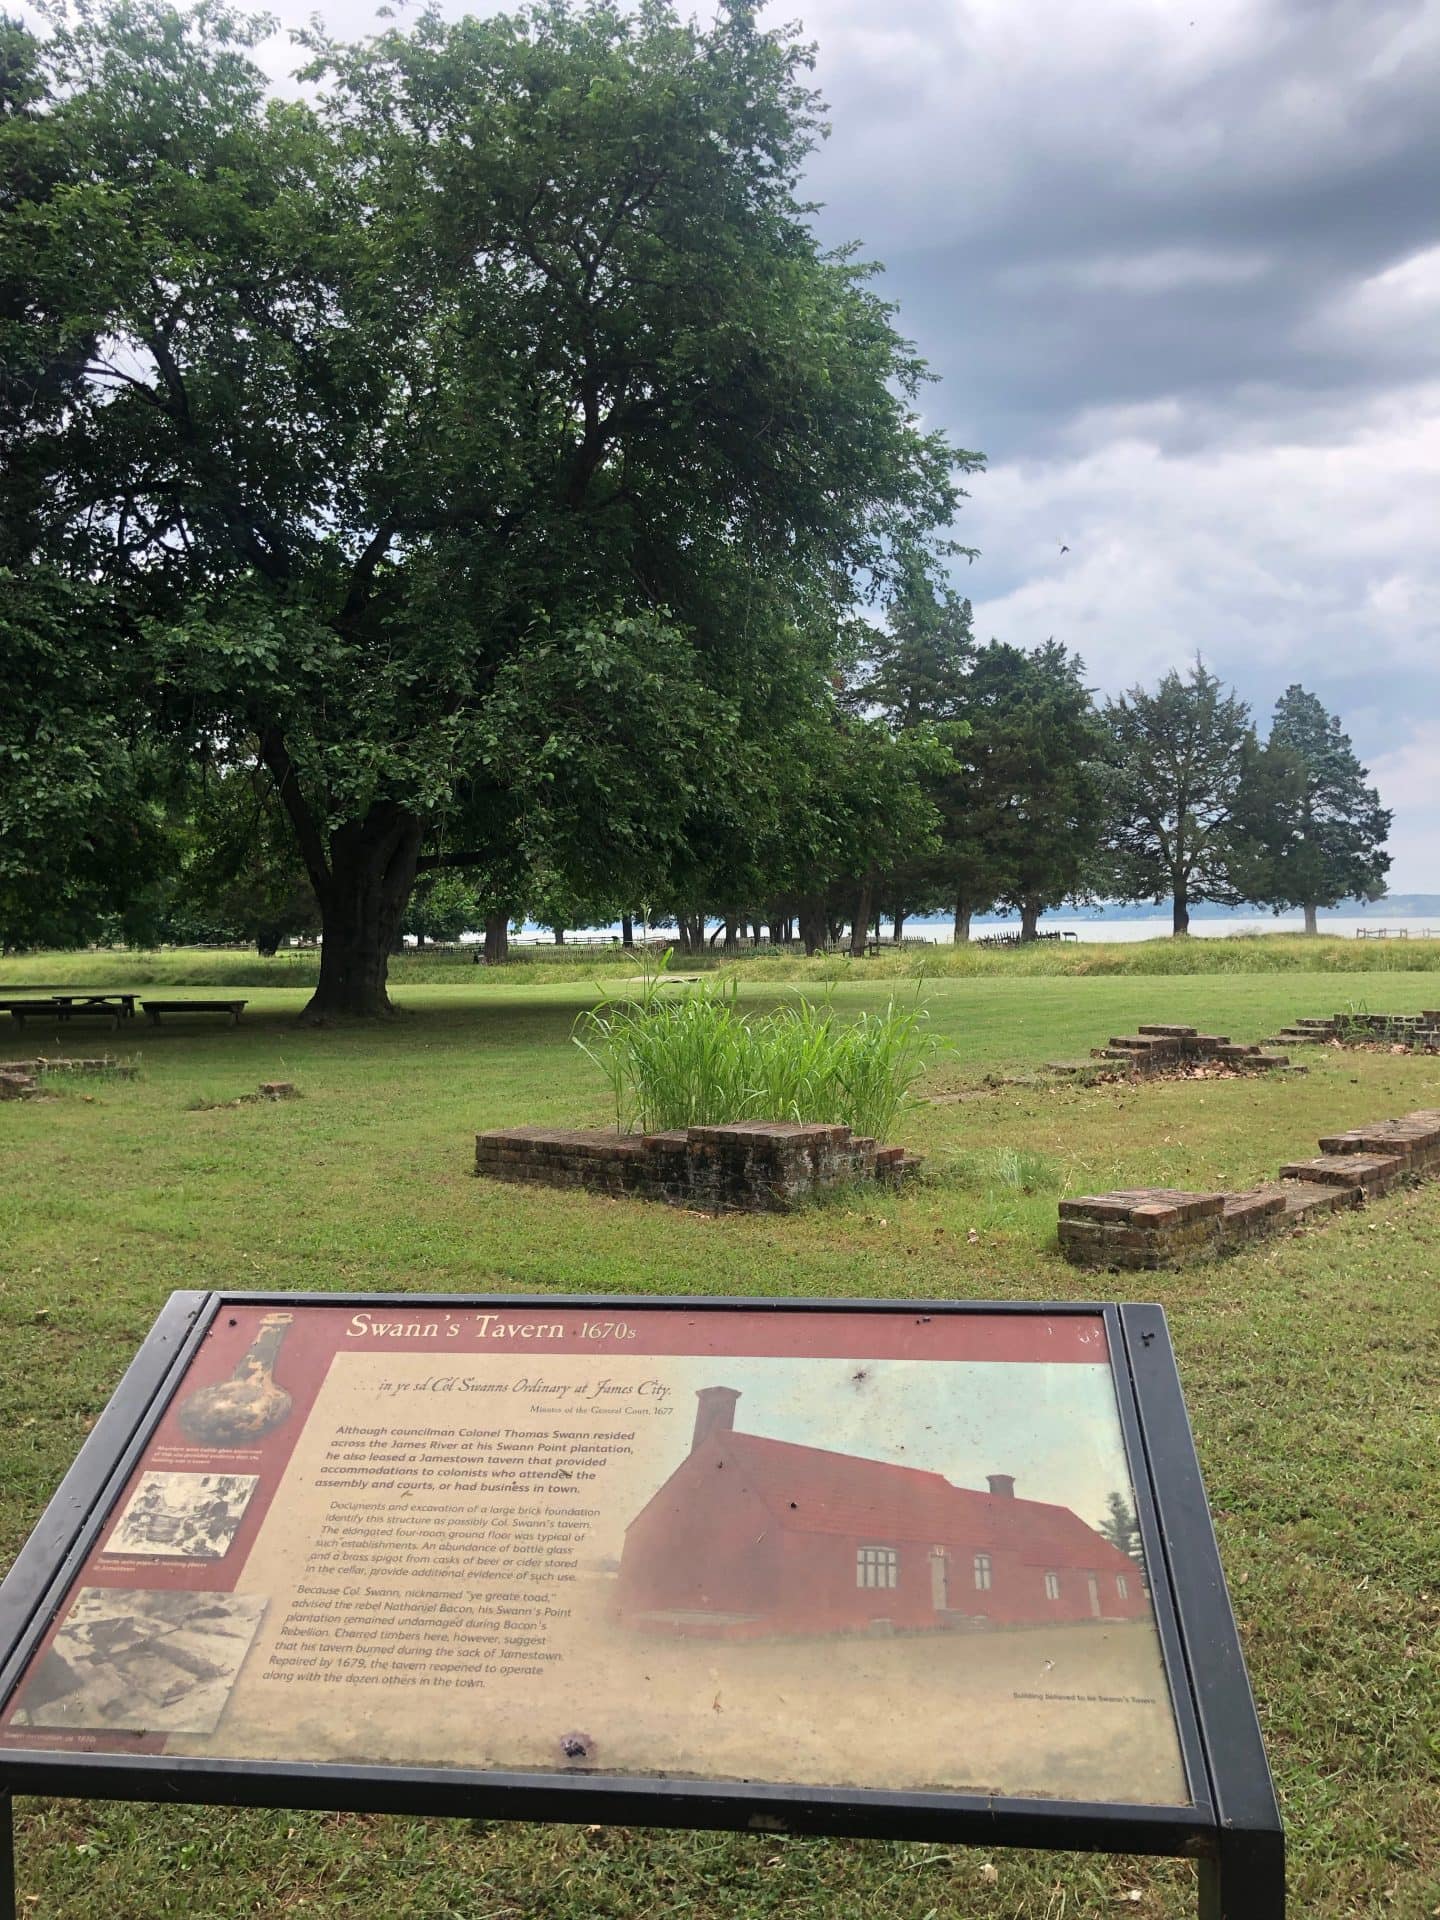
[
  {"left": 0, "top": 1055, "right": 140, "bottom": 1102},
  {"left": 1264, "top": 1010, "right": 1440, "bottom": 1051},
  {"left": 474, "top": 1121, "right": 922, "bottom": 1212},
  {"left": 0, "top": 1055, "right": 136, "bottom": 1078},
  {"left": 1059, "top": 1108, "right": 1440, "bottom": 1270},
  {"left": 1071, "top": 1024, "right": 1292, "bottom": 1077}
]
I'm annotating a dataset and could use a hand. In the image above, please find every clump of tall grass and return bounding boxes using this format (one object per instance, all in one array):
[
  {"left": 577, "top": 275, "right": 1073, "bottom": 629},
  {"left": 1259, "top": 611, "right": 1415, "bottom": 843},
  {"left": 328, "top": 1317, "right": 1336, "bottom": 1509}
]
[
  {"left": 574, "top": 962, "right": 935, "bottom": 1140},
  {"left": 943, "top": 1146, "right": 1065, "bottom": 1195}
]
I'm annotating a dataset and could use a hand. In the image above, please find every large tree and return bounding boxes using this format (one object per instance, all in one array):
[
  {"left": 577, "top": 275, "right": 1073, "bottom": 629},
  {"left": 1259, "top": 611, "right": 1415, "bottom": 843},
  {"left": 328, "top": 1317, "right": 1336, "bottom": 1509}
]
[
  {"left": 1231, "top": 686, "right": 1391, "bottom": 934},
  {"left": 975, "top": 640, "right": 1106, "bottom": 940},
  {"left": 1103, "top": 661, "right": 1255, "bottom": 936},
  {"left": 7, "top": 0, "right": 973, "bottom": 1015}
]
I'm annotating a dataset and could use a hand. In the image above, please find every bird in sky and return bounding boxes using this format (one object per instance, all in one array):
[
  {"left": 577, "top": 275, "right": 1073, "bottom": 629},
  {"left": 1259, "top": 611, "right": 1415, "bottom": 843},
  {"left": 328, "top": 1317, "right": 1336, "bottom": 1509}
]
[{"left": 1059, "top": 543, "right": 1070, "bottom": 553}]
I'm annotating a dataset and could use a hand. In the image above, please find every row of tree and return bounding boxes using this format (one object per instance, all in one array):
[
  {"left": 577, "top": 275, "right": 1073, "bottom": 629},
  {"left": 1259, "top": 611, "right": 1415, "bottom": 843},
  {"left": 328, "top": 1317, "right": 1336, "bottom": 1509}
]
[
  {"left": 393, "top": 643, "right": 1394, "bottom": 952},
  {"left": 3, "top": 603, "right": 1390, "bottom": 962},
  {"left": 0, "top": 1, "right": 1390, "bottom": 999},
  {"left": 858, "top": 598, "right": 1389, "bottom": 945}
]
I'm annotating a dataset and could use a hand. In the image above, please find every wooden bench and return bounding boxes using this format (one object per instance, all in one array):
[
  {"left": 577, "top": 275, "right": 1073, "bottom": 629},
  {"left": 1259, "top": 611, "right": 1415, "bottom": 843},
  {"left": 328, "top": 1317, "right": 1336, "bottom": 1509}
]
[
  {"left": 52, "top": 992, "right": 138, "bottom": 1020},
  {"left": 141, "top": 1000, "right": 248, "bottom": 1026},
  {"left": 0, "top": 996, "right": 132, "bottom": 1028}
]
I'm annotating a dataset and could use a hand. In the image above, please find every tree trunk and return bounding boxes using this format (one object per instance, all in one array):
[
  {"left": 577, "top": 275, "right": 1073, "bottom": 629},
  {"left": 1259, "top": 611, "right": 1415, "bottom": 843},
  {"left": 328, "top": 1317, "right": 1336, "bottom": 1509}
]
[
  {"left": 850, "top": 876, "right": 873, "bottom": 958},
  {"left": 554, "top": 927, "right": 565, "bottom": 945},
  {"left": 304, "top": 812, "right": 424, "bottom": 1020},
  {"left": 1303, "top": 902, "right": 1318, "bottom": 936},
  {"left": 1173, "top": 888, "right": 1190, "bottom": 937},
  {"left": 1020, "top": 897, "right": 1040, "bottom": 942},
  {"left": 621, "top": 914, "right": 634, "bottom": 948},
  {"left": 953, "top": 898, "right": 972, "bottom": 943},
  {"left": 483, "top": 912, "right": 509, "bottom": 965},
  {"left": 799, "top": 896, "right": 823, "bottom": 956},
  {"left": 894, "top": 908, "right": 905, "bottom": 943}
]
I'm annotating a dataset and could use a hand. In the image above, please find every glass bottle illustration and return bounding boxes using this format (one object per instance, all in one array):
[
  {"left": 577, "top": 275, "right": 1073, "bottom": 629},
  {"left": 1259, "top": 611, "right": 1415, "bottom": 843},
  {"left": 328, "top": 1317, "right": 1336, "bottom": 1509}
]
[{"left": 177, "top": 1313, "right": 295, "bottom": 1446}]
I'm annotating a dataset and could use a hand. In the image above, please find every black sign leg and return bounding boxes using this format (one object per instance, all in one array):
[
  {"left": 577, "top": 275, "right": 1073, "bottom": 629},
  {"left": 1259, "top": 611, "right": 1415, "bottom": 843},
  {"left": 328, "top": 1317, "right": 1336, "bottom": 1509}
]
[
  {"left": 0, "top": 1792, "right": 15, "bottom": 1920},
  {"left": 1198, "top": 1825, "right": 1286, "bottom": 1919}
]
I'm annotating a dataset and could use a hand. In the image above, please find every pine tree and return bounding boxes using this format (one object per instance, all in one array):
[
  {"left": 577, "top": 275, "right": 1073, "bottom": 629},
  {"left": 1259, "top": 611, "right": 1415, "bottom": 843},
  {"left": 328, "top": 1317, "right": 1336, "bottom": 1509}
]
[
  {"left": 1103, "top": 661, "right": 1255, "bottom": 935},
  {"left": 1232, "top": 687, "right": 1391, "bottom": 934}
]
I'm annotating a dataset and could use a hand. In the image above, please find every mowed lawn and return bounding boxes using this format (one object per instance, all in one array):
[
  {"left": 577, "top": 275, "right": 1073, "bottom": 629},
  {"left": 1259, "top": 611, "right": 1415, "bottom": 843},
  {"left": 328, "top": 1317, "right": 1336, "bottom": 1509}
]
[{"left": 2, "top": 972, "right": 1438, "bottom": 1917}]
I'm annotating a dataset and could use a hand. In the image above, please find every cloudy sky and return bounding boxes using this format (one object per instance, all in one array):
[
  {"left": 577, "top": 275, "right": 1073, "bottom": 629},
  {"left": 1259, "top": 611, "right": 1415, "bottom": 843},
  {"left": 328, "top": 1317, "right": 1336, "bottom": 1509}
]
[
  {"left": 793, "top": 0, "right": 1440, "bottom": 889},
  {"left": 200, "top": 0, "right": 1440, "bottom": 886}
]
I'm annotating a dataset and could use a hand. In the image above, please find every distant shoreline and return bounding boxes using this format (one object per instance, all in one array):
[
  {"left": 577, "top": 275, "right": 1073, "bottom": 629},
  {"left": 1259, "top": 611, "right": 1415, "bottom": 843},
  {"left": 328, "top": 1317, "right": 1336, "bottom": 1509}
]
[{"left": 491, "top": 910, "right": 1440, "bottom": 949}]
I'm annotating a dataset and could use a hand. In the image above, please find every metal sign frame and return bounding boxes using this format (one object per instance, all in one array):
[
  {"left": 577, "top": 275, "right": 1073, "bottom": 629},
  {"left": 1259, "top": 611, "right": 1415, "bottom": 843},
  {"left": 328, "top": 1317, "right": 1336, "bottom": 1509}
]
[{"left": 0, "top": 1293, "right": 1283, "bottom": 1919}]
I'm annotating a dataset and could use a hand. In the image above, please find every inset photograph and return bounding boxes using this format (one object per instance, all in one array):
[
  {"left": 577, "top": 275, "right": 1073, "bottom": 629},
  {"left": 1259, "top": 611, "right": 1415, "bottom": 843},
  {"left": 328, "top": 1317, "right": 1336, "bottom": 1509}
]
[
  {"left": 12, "top": 1587, "right": 267, "bottom": 1735},
  {"left": 105, "top": 1471, "right": 259, "bottom": 1561}
]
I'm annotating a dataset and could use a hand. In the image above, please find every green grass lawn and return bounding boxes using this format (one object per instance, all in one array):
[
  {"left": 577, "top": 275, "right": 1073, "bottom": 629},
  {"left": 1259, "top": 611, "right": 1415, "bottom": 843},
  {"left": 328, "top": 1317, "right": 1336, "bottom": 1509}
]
[{"left": 2, "top": 971, "right": 1438, "bottom": 1916}]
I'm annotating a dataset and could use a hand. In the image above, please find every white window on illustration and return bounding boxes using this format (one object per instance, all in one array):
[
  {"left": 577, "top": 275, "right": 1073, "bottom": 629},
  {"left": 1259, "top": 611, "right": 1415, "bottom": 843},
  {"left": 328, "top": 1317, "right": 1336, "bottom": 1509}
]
[
  {"left": 1044, "top": 1571, "right": 1061, "bottom": 1600},
  {"left": 1116, "top": 1572, "right": 1129, "bottom": 1599},
  {"left": 857, "top": 1546, "right": 898, "bottom": 1590},
  {"left": 973, "top": 1552, "right": 992, "bottom": 1591}
]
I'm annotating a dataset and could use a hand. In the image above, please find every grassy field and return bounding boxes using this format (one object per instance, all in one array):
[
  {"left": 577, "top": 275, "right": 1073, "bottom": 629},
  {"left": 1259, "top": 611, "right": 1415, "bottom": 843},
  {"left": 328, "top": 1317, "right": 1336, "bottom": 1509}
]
[
  {"left": 6, "top": 927, "right": 1440, "bottom": 992},
  {"left": 1, "top": 969, "right": 1437, "bottom": 1916}
]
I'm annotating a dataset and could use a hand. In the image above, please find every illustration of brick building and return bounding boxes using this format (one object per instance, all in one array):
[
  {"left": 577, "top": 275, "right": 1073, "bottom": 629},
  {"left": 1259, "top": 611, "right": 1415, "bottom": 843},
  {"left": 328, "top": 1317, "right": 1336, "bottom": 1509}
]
[{"left": 617, "top": 1386, "right": 1149, "bottom": 1638}]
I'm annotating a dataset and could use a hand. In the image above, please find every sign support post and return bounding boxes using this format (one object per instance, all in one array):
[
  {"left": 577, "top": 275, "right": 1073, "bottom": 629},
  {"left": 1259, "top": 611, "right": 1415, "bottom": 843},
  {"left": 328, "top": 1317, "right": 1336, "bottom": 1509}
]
[
  {"left": 0, "top": 1791, "right": 13, "bottom": 1920},
  {"left": 1198, "top": 1831, "right": 1286, "bottom": 1920}
]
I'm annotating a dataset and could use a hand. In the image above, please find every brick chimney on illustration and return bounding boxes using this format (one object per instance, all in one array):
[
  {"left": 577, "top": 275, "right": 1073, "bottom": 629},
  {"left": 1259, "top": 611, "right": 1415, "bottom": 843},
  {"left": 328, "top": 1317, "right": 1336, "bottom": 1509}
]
[
  {"left": 692, "top": 1386, "right": 741, "bottom": 1453},
  {"left": 986, "top": 1473, "right": 1016, "bottom": 1498}
]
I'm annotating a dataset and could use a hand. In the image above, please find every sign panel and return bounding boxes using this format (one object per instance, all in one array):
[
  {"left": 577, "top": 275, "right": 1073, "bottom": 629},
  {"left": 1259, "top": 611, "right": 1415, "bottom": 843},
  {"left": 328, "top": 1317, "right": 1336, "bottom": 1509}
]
[
  {"left": 0, "top": 1293, "right": 1285, "bottom": 1918},
  {"left": 0, "top": 1302, "right": 1186, "bottom": 1806}
]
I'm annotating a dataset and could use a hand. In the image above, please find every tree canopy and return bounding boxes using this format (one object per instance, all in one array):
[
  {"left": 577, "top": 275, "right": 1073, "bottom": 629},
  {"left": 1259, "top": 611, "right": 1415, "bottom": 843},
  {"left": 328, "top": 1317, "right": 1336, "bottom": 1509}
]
[{"left": 4, "top": 0, "right": 976, "bottom": 1009}]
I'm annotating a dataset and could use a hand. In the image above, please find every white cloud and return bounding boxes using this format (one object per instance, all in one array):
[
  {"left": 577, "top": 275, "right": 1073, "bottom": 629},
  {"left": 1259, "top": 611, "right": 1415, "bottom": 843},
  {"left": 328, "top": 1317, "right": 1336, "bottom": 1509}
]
[
  {"left": 1367, "top": 734, "right": 1440, "bottom": 891},
  {"left": 1309, "top": 244, "right": 1440, "bottom": 358},
  {"left": 967, "top": 384, "right": 1440, "bottom": 702}
]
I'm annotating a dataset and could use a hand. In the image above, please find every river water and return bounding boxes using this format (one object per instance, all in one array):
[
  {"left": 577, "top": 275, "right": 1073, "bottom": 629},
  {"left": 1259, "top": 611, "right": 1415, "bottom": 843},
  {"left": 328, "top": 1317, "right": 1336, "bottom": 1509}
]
[{"left": 495, "top": 913, "right": 1440, "bottom": 947}]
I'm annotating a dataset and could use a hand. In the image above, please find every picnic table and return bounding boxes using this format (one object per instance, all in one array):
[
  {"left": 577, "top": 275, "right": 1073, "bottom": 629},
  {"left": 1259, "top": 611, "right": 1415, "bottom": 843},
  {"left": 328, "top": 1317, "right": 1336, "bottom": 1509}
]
[
  {"left": 0, "top": 993, "right": 137, "bottom": 1027},
  {"left": 141, "top": 999, "right": 248, "bottom": 1026}
]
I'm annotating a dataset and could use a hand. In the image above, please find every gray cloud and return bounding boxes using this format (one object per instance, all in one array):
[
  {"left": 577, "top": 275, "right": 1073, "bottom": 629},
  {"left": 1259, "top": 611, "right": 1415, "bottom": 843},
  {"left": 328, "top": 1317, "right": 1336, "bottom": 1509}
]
[{"left": 794, "top": 0, "right": 1440, "bottom": 882}]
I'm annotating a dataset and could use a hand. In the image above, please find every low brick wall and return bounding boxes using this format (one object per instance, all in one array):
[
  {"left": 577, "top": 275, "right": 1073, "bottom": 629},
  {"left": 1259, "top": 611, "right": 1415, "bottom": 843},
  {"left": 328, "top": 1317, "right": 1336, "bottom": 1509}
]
[
  {"left": 1059, "top": 1107, "right": 1440, "bottom": 1269},
  {"left": 1056, "top": 1189, "right": 1224, "bottom": 1270},
  {"left": 0, "top": 1055, "right": 136, "bottom": 1078},
  {"left": 1265, "top": 1011, "right": 1440, "bottom": 1050},
  {"left": 475, "top": 1121, "right": 921, "bottom": 1212}
]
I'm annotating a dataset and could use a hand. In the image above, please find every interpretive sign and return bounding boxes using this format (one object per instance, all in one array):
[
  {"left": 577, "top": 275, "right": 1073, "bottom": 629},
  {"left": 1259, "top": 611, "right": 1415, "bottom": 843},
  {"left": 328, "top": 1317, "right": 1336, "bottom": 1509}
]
[{"left": 0, "top": 1294, "right": 1282, "bottom": 1917}]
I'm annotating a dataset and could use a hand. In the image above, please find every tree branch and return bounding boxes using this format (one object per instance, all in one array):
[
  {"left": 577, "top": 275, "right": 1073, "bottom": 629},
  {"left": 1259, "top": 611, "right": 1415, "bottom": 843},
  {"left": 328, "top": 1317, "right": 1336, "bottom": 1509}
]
[
  {"left": 256, "top": 727, "right": 331, "bottom": 896},
  {"left": 339, "top": 518, "right": 399, "bottom": 625}
]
